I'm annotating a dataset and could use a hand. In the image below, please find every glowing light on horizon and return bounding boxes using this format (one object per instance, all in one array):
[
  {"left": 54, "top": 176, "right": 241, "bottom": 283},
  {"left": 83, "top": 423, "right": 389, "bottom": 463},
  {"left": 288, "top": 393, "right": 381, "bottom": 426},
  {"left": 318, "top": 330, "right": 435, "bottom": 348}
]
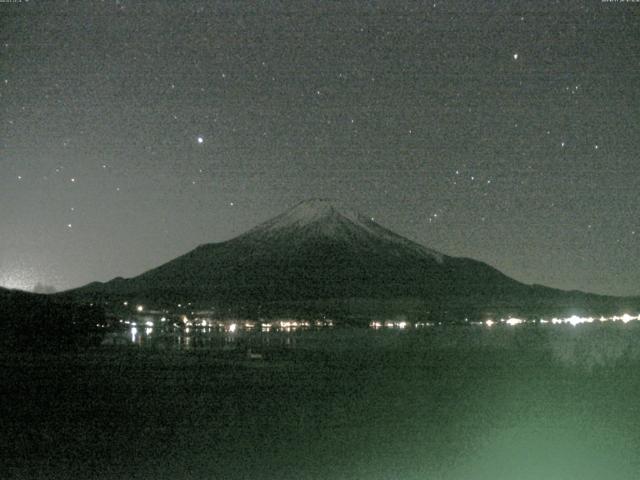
[
  {"left": 620, "top": 313, "right": 635, "bottom": 323},
  {"left": 566, "top": 315, "right": 583, "bottom": 326},
  {"left": 505, "top": 317, "right": 524, "bottom": 326},
  {"left": 0, "top": 266, "right": 44, "bottom": 292},
  {"left": 540, "top": 314, "right": 639, "bottom": 326}
]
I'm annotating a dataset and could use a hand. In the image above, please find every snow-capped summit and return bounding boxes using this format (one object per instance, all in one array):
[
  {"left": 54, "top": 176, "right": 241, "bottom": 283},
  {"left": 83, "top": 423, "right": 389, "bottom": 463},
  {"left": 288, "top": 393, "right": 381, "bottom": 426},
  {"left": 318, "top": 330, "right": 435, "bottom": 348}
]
[
  {"left": 241, "top": 198, "right": 375, "bottom": 238},
  {"left": 239, "top": 198, "right": 445, "bottom": 262},
  {"left": 271, "top": 198, "right": 361, "bottom": 224},
  {"left": 245, "top": 198, "right": 366, "bottom": 231}
]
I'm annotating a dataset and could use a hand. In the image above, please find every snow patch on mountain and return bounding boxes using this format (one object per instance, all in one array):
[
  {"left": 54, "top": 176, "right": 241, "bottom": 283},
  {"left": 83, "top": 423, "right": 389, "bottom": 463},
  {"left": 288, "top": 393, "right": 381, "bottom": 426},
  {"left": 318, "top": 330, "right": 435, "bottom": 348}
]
[
  {"left": 240, "top": 199, "right": 445, "bottom": 263},
  {"left": 253, "top": 199, "right": 370, "bottom": 230}
]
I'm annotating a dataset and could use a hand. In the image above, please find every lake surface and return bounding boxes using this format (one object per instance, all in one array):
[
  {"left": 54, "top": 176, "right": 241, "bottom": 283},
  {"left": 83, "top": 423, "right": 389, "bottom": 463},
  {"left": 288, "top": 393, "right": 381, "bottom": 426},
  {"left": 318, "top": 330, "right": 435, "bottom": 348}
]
[{"left": 2, "top": 325, "right": 640, "bottom": 479}]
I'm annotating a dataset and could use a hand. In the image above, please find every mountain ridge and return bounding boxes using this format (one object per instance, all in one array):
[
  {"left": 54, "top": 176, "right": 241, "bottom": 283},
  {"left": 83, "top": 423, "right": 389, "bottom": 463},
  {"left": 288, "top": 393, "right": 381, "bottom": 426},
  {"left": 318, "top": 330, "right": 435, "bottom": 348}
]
[{"left": 60, "top": 200, "right": 639, "bottom": 320}]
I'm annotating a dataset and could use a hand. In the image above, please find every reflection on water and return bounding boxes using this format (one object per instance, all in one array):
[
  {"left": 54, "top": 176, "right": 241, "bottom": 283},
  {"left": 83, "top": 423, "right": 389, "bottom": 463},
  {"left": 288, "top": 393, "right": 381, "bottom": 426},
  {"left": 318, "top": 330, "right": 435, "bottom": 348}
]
[
  {"left": 130, "top": 326, "right": 138, "bottom": 343},
  {"left": 103, "top": 319, "right": 336, "bottom": 351},
  {"left": 103, "top": 313, "right": 640, "bottom": 362}
]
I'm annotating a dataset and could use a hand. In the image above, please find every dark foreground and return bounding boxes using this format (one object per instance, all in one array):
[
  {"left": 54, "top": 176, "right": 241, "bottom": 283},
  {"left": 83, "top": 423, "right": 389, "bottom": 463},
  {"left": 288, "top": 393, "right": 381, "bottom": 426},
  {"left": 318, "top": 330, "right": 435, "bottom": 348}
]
[{"left": 2, "top": 326, "right": 640, "bottom": 480}]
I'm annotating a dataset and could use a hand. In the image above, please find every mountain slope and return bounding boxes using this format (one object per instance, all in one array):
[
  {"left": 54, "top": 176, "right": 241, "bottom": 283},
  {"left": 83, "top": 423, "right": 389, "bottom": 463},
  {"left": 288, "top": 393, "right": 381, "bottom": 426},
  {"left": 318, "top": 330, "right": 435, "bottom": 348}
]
[{"left": 63, "top": 199, "right": 637, "bottom": 319}]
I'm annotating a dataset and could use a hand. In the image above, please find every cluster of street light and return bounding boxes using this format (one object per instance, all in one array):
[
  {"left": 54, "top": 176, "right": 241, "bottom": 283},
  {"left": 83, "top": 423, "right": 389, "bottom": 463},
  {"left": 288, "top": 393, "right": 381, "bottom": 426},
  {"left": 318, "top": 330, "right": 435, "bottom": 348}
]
[{"left": 369, "top": 313, "right": 640, "bottom": 330}]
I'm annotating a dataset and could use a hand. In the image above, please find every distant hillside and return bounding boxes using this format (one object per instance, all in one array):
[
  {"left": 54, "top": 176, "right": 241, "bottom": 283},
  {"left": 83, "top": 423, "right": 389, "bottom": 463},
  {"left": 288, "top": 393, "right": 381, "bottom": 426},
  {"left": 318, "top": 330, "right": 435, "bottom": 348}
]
[{"left": 0, "top": 287, "right": 105, "bottom": 350}]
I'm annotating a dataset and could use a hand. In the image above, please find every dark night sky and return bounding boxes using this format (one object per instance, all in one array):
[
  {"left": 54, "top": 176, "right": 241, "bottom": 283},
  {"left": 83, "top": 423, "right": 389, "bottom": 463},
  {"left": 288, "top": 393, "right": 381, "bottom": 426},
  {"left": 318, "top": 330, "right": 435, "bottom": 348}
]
[{"left": 1, "top": 0, "right": 639, "bottom": 296}]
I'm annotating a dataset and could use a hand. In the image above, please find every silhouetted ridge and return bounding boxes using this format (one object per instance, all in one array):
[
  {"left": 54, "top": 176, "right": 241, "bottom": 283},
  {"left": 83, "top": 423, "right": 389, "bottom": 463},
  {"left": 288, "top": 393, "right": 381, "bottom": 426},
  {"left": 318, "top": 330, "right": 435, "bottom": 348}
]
[{"left": 61, "top": 200, "right": 639, "bottom": 320}]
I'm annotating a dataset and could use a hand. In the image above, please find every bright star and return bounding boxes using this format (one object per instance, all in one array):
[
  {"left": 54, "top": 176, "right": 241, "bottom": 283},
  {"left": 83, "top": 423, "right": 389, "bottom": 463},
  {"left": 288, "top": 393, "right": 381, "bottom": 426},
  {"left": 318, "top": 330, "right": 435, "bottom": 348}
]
[{"left": 197, "top": 136, "right": 204, "bottom": 144}]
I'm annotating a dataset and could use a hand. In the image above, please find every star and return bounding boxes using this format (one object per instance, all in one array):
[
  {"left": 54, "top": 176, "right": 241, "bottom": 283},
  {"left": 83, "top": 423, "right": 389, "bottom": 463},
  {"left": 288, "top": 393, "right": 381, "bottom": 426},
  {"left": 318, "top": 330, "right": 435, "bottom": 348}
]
[
  {"left": 513, "top": 53, "right": 519, "bottom": 60},
  {"left": 197, "top": 136, "right": 204, "bottom": 144}
]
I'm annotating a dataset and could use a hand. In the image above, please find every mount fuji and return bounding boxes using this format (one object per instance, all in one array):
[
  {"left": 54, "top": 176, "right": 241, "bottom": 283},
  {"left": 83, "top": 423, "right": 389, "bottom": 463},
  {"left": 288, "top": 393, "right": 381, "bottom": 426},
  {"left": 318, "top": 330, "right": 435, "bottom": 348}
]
[{"left": 62, "top": 199, "right": 637, "bottom": 321}]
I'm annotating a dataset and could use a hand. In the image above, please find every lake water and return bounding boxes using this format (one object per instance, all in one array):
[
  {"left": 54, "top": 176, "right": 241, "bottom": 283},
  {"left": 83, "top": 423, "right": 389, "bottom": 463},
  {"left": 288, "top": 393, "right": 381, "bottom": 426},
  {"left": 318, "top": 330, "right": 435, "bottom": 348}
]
[{"left": 3, "top": 323, "right": 640, "bottom": 479}]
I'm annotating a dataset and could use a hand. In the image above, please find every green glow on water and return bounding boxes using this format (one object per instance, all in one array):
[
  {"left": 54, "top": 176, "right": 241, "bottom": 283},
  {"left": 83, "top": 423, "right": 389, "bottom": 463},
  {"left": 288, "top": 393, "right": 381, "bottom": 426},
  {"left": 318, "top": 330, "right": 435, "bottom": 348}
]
[
  {"left": 3, "top": 327, "right": 640, "bottom": 479},
  {"left": 446, "top": 415, "right": 636, "bottom": 480}
]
